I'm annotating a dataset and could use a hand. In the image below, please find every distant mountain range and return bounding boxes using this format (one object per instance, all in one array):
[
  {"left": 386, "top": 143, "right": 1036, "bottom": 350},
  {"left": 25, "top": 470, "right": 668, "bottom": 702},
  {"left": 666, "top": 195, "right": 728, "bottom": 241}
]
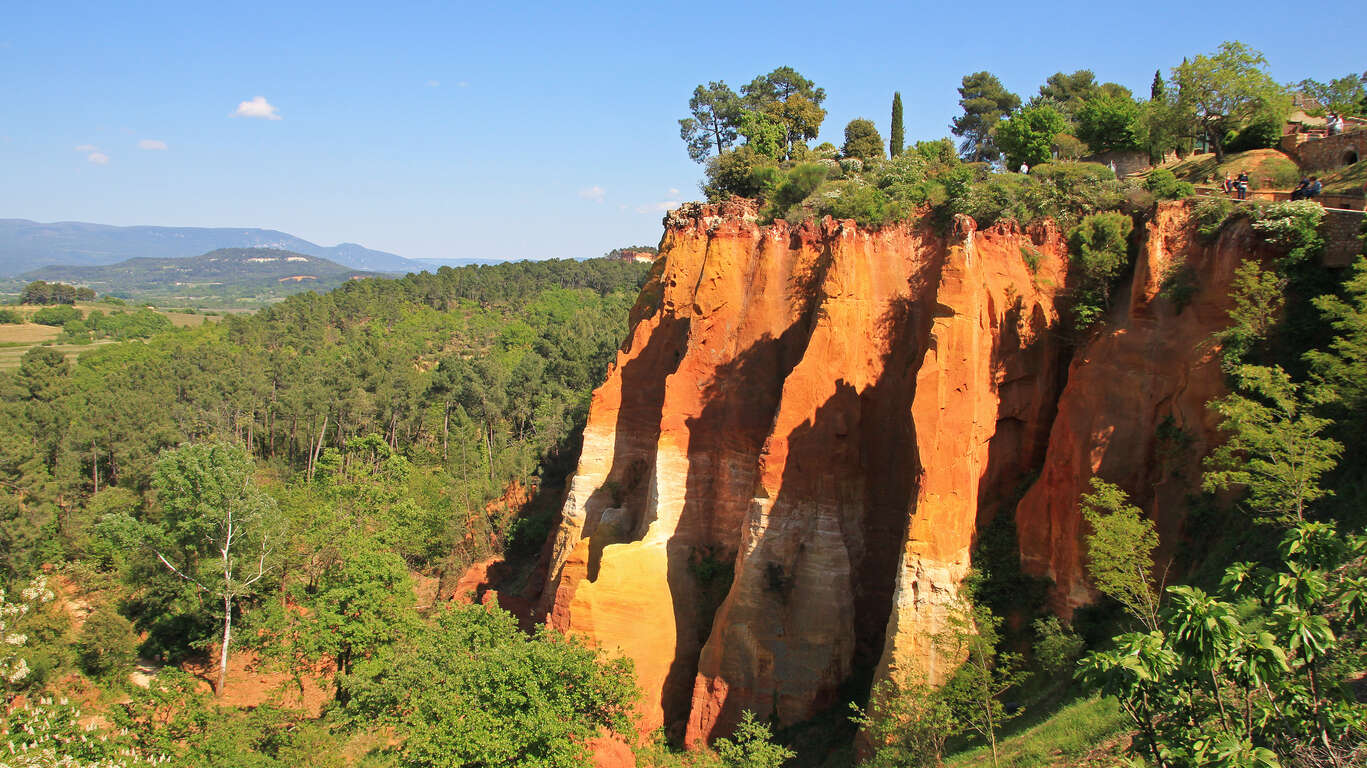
[
  {"left": 23, "top": 248, "right": 374, "bottom": 306},
  {"left": 0, "top": 219, "right": 424, "bottom": 275}
]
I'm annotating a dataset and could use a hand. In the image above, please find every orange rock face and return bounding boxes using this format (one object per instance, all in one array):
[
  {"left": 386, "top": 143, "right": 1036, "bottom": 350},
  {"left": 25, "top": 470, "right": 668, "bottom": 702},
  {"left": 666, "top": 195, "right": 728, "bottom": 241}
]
[
  {"left": 538, "top": 200, "right": 1256, "bottom": 753},
  {"left": 1015, "top": 203, "right": 1263, "bottom": 611}
]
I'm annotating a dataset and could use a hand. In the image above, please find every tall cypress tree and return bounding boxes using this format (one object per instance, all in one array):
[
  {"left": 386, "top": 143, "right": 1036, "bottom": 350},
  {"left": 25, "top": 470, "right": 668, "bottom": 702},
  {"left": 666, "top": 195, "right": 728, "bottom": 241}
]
[
  {"left": 889, "top": 92, "right": 905, "bottom": 157},
  {"left": 1150, "top": 69, "right": 1165, "bottom": 101}
]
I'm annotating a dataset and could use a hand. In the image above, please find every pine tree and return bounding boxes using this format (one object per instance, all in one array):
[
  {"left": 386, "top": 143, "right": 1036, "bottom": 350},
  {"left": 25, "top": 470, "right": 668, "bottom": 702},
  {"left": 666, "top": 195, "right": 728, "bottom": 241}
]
[{"left": 890, "top": 92, "right": 905, "bottom": 157}]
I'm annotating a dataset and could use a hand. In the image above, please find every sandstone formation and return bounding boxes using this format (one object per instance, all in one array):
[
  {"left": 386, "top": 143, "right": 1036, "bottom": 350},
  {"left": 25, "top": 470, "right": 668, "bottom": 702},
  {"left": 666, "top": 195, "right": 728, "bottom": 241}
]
[
  {"left": 534, "top": 199, "right": 1256, "bottom": 749},
  {"left": 1015, "top": 204, "right": 1263, "bottom": 611}
]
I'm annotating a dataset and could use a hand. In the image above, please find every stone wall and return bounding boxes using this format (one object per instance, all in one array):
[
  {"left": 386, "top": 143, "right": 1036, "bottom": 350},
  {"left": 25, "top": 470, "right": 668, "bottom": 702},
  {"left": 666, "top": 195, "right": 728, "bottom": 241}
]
[
  {"left": 1323, "top": 209, "right": 1365, "bottom": 268},
  {"left": 1284, "top": 129, "right": 1367, "bottom": 172},
  {"left": 1082, "top": 150, "right": 1151, "bottom": 177}
]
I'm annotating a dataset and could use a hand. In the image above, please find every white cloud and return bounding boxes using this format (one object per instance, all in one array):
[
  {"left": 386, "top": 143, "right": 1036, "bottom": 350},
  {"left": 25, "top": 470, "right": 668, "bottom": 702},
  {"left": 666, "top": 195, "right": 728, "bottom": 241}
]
[
  {"left": 578, "top": 185, "right": 606, "bottom": 203},
  {"left": 231, "top": 96, "right": 281, "bottom": 120},
  {"left": 425, "top": 79, "right": 440, "bottom": 87},
  {"left": 668, "top": 188, "right": 680, "bottom": 196},
  {"left": 636, "top": 200, "right": 680, "bottom": 214},
  {"left": 138, "top": 139, "right": 167, "bottom": 150},
  {"left": 74, "top": 144, "right": 108, "bottom": 164},
  {"left": 457, "top": 81, "right": 469, "bottom": 88}
]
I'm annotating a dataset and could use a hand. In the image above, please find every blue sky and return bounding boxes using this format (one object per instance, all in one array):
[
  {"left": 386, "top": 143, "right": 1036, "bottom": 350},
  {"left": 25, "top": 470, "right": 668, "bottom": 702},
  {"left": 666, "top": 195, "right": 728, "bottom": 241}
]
[{"left": 2, "top": 1, "right": 1361, "bottom": 262}]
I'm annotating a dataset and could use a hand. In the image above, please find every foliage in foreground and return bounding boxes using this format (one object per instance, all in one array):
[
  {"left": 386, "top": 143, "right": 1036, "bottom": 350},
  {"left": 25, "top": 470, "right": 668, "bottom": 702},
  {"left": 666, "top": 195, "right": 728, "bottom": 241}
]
[{"left": 342, "top": 605, "right": 638, "bottom": 768}]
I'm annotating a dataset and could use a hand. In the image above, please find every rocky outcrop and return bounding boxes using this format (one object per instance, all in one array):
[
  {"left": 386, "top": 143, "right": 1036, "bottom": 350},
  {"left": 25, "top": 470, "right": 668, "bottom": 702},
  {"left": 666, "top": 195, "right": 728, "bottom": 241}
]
[
  {"left": 536, "top": 199, "right": 1254, "bottom": 749},
  {"left": 1015, "top": 204, "right": 1260, "bottom": 611}
]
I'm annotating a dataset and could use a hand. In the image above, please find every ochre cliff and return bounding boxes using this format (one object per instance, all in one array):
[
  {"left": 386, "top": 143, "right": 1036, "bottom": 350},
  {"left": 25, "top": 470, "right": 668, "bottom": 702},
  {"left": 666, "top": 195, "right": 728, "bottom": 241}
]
[
  {"left": 1015, "top": 204, "right": 1266, "bottom": 611},
  {"left": 535, "top": 199, "right": 1257, "bottom": 749}
]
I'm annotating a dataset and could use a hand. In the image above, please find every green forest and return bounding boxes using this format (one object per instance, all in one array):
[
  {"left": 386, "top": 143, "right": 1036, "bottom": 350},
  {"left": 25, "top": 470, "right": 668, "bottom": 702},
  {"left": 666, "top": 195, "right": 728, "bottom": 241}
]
[{"left": 0, "top": 257, "right": 660, "bottom": 767}]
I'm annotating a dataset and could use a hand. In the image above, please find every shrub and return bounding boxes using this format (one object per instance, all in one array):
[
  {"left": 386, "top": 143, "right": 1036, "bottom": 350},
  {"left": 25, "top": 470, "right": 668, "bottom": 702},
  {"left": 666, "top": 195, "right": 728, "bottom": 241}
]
[
  {"left": 1032, "top": 616, "right": 1084, "bottom": 676},
  {"left": 1067, "top": 211, "right": 1135, "bottom": 331},
  {"left": 1223, "top": 110, "right": 1283, "bottom": 152},
  {"left": 703, "top": 146, "right": 776, "bottom": 201},
  {"left": 1193, "top": 196, "right": 1237, "bottom": 242},
  {"left": 1144, "top": 168, "right": 1194, "bottom": 200},
  {"left": 1159, "top": 259, "right": 1199, "bottom": 312},
  {"left": 1052, "top": 133, "right": 1090, "bottom": 161},
  {"left": 1251, "top": 199, "right": 1325, "bottom": 264},
  {"left": 77, "top": 605, "right": 138, "bottom": 681},
  {"left": 875, "top": 152, "right": 935, "bottom": 208},
  {"left": 31, "top": 304, "right": 82, "bottom": 326},
  {"left": 767, "top": 163, "right": 829, "bottom": 221},
  {"left": 811, "top": 141, "right": 839, "bottom": 160},
  {"left": 812, "top": 180, "right": 906, "bottom": 228},
  {"left": 0, "top": 308, "right": 22, "bottom": 324},
  {"left": 912, "top": 137, "right": 958, "bottom": 168}
]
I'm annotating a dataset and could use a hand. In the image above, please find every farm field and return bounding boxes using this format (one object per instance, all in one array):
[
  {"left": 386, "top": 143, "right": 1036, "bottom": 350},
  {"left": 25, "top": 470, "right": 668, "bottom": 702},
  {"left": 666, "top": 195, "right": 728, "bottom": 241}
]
[{"left": 0, "top": 303, "right": 220, "bottom": 370}]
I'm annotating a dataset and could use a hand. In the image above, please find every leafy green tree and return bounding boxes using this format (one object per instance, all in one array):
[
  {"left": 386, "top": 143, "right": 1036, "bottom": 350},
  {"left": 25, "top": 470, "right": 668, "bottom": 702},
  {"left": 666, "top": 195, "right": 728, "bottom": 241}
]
[
  {"left": 1297, "top": 73, "right": 1367, "bottom": 117},
  {"left": 258, "top": 533, "right": 419, "bottom": 700},
  {"left": 1037, "top": 70, "right": 1123, "bottom": 116},
  {"left": 1308, "top": 256, "right": 1367, "bottom": 411},
  {"left": 75, "top": 604, "right": 138, "bottom": 682},
  {"left": 344, "top": 604, "right": 638, "bottom": 768},
  {"left": 713, "top": 711, "right": 794, "bottom": 768},
  {"left": 995, "top": 104, "right": 1067, "bottom": 169},
  {"left": 1203, "top": 365, "right": 1343, "bottom": 527},
  {"left": 950, "top": 72, "right": 1020, "bottom": 163},
  {"left": 1076, "top": 92, "right": 1143, "bottom": 153},
  {"left": 680, "top": 82, "right": 743, "bottom": 163},
  {"left": 740, "top": 67, "right": 827, "bottom": 160},
  {"left": 889, "top": 92, "right": 905, "bottom": 157},
  {"left": 935, "top": 586, "right": 1026, "bottom": 768},
  {"left": 855, "top": 671, "right": 960, "bottom": 767},
  {"left": 1080, "top": 478, "right": 1163, "bottom": 631},
  {"left": 737, "top": 110, "right": 787, "bottom": 160},
  {"left": 842, "top": 118, "right": 885, "bottom": 162},
  {"left": 0, "top": 575, "right": 54, "bottom": 691},
  {"left": 148, "top": 441, "right": 281, "bottom": 695},
  {"left": 1172, "top": 42, "right": 1289, "bottom": 161},
  {"left": 1032, "top": 616, "right": 1084, "bottom": 676},
  {"left": 1219, "top": 259, "right": 1287, "bottom": 364},
  {"left": 1066, "top": 211, "right": 1135, "bottom": 330}
]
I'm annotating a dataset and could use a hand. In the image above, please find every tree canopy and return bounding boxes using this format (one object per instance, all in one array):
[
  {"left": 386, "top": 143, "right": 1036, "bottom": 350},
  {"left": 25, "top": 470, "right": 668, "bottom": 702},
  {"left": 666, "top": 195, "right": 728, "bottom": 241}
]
[
  {"left": 1172, "top": 41, "right": 1289, "bottom": 161},
  {"left": 951, "top": 71, "right": 1021, "bottom": 163},
  {"left": 680, "top": 81, "right": 743, "bottom": 163}
]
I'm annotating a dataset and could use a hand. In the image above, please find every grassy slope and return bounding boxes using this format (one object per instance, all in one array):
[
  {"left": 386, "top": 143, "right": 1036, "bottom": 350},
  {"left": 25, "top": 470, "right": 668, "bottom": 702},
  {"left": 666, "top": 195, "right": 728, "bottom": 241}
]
[
  {"left": 944, "top": 696, "right": 1131, "bottom": 768},
  {"left": 1165, "top": 149, "right": 1302, "bottom": 190},
  {"left": 1321, "top": 159, "right": 1367, "bottom": 196}
]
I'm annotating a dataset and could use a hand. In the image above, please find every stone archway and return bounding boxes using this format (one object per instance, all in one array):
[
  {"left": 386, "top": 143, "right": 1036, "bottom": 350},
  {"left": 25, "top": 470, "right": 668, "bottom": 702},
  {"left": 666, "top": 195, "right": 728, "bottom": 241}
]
[{"left": 1345, "top": 149, "right": 1359, "bottom": 165}]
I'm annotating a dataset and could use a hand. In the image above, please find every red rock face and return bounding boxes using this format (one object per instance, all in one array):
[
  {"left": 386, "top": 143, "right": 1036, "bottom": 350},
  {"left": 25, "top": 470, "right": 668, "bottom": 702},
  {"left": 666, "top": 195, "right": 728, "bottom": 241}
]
[
  {"left": 537, "top": 200, "right": 1255, "bottom": 752},
  {"left": 1015, "top": 203, "right": 1263, "bottom": 612}
]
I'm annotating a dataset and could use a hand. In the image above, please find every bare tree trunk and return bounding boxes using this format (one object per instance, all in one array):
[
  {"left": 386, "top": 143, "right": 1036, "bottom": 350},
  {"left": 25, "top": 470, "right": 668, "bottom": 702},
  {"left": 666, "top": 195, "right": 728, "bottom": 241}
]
[
  {"left": 91, "top": 441, "right": 99, "bottom": 494},
  {"left": 485, "top": 424, "right": 494, "bottom": 483},
  {"left": 308, "top": 413, "right": 329, "bottom": 482},
  {"left": 218, "top": 591, "right": 232, "bottom": 696},
  {"left": 442, "top": 404, "right": 450, "bottom": 462}
]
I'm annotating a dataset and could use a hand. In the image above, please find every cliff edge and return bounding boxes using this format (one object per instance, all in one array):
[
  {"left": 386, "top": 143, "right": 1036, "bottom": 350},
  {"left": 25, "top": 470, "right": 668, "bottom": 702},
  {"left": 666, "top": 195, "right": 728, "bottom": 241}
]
[{"left": 532, "top": 199, "right": 1261, "bottom": 746}]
